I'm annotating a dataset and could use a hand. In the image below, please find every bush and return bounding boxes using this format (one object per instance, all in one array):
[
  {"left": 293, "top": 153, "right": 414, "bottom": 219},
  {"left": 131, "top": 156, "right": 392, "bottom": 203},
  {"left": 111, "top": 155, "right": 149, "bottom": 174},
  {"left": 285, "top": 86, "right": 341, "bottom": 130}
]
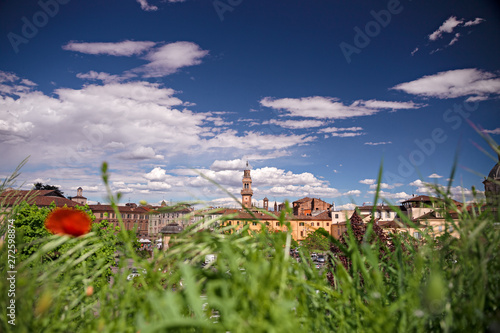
[{"left": 0, "top": 161, "right": 499, "bottom": 332}]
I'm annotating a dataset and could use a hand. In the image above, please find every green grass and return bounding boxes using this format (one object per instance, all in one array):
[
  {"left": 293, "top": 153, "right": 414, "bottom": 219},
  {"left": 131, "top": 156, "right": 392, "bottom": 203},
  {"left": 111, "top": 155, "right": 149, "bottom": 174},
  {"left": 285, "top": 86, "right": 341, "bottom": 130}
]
[{"left": 1, "top": 161, "right": 499, "bottom": 332}]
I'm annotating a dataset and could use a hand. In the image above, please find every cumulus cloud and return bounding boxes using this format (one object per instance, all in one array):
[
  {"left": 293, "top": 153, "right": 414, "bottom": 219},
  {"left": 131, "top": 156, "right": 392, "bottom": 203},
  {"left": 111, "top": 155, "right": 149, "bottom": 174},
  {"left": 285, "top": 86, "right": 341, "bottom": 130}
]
[
  {"left": 260, "top": 96, "right": 379, "bottom": 119},
  {"left": 76, "top": 71, "right": 121, "bottom": 84},
  {"left": 137, "top": 0, "right": 158, "bottom": 11},
  {"left": 359, "top": 179, "right": 376, "bottom": 185},
  {"left": 423, "top": 16, "right": 485, "bottom": 53},
  {"left": 260, "top": 96, "right": 423, "bottom": 120},
  {"left": 262, "top": 119, "right": 326, "bottom": 129},
  {"left": 369, "top": 183, "right": 396, "bottom": 190},
  {"left": 464, "top": 18, "right": 485, "bottom": 27},
  {"left": 367, "top": 191, "right": 410, "bottom": 200},
  {"left": 211, "top": 159, "right": 247, "bottom": 171},
  {"left": 344, "top": 190, "right": 361, "bottom": 196},
  {"left": 139, "top": 164, "right": 343, "bottom": 202},
  {"left": 0, "top": 73, "right": 315, "bottom": 183},
  {"left": 118, "top": 146, "right": 164, "bottom": 160},
  {"left": 131, "top": 41, "right": 209, "bottom": 77},
  {"left": 392, "top": 68, "right": 500, "bottom": 101},
  {"left": 63, "top": 40, "right": 156, "bottom": 56},
  {"left": 429, "top": 16, "right": 463, "bottom": 41},
  {"left": 428, "top": 173, "right": 443, "bottom": 179},
  {"left": 64, "top": 41, "right": 209, "bottom": 78}
]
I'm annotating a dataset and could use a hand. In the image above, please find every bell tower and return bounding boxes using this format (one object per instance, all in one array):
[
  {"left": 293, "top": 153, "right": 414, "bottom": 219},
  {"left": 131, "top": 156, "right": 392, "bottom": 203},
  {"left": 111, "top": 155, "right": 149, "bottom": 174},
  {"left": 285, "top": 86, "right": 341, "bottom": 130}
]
[{"left": 241, "top": 161, "right": 253, "bottom": 209}]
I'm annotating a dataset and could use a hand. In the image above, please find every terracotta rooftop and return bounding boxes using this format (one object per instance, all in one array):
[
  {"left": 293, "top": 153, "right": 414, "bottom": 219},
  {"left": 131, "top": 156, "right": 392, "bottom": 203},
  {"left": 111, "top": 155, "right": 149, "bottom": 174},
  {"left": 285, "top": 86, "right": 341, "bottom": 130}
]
[{"left": 0, "top": 190, "right": 77, "bottom": 208}]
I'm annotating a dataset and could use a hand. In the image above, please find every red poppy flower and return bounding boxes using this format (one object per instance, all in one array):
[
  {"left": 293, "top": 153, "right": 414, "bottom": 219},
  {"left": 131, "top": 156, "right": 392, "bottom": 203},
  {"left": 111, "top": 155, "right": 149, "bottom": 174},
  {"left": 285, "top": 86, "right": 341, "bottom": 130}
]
[{"left": 45, "top": 208, "right": 92, "bottom": 237}]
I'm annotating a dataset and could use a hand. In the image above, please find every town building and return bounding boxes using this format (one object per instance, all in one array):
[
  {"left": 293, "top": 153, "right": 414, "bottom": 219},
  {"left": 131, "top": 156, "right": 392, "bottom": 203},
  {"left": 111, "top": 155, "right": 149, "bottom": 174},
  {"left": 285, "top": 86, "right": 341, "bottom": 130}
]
[
  {"left": 0, "top": 189, "right": 78, "bottom": 208},
  {"left": 241, "top": 161, "right": 253, "bottom": 209},
  {"left": 70, "top": 187, "right": 87, "bottom": 205},
  {"left": 292, "top": 197, "right": 332, "bottom": 216},
  {"left": 148, "top": 201, "right": 194, "bottom": 238},
  {"left": 89, "top": 202, "right": 149, "bottom": 238},
  {"left": 483, "top": 151, "right": 500, "bottom": 216}
]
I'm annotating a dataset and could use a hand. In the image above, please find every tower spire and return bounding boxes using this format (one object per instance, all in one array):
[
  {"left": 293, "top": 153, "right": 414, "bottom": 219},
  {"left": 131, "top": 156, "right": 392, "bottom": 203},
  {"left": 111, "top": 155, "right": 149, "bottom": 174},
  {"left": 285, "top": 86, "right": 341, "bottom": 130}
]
[{"left": 241, "top": 161, "right": 253, "bottom": 208}]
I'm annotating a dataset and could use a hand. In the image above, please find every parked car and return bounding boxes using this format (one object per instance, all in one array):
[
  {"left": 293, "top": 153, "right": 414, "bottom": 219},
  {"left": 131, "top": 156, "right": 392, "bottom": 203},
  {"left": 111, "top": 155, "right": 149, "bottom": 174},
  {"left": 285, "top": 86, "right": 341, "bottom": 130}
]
[
  {"left": 127, "top": 267, "right": 146, "bottom": 281},
  {"left": 316, "top": 255, "right": 325, "bottom": 263}
]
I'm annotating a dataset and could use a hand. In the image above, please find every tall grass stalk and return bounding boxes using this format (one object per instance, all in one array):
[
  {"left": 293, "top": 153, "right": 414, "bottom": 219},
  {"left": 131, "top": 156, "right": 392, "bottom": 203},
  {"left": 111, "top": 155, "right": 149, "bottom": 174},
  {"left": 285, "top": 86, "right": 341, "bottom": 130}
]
[{"left": 0, "top": 160, "right": 499, "bottom": 332}]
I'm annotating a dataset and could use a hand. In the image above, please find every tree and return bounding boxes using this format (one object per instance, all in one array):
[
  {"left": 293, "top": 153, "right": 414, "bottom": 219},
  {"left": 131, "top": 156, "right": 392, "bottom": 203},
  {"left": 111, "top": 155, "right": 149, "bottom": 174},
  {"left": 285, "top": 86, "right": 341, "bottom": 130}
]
[
  {"left": 12, "top": 202, "right": 118, "bottom": 288},
  {"left": 33, "top": 182, "right": 64, "bottom": 196},
  {"left": 301, "top": 227, "right": 330, "bottom": 252}
]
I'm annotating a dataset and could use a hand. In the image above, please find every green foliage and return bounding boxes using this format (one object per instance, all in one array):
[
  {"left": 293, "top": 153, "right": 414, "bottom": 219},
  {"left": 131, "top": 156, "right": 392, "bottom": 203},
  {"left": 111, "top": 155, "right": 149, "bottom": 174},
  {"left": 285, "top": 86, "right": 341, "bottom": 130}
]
[
  {"left": 33, "top": 182, "right": 64, "bottom": 196},
  {"left": 1, "top": 161, "right": 500, "bottom": 332},
  {"left": 301, "top": 227, "right": 330, "bottom": 252}
]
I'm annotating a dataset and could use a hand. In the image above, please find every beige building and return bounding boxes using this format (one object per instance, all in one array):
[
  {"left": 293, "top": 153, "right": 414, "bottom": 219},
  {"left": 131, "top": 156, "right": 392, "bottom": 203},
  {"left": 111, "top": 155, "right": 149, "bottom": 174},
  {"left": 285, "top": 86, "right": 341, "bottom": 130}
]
[{"left": 148, "top": 201, "right": 194, "bottom": 238}]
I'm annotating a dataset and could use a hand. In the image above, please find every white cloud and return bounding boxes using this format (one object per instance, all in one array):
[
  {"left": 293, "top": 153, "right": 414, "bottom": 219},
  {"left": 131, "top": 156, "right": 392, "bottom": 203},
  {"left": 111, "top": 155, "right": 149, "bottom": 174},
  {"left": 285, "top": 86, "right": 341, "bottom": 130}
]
[
  {"left": 211, "top": 159, "right": 247, "bottom": 171},
  {"left": 137, "top": 0, "right": 158, "bottom": 11},
  {"left": 359, "top": 179, "right": 376, "bottom": 185},
  {"left": 364, "top": 141, "right": 392, "bottom": 146},
  {"left": 319, "top": 127, "right": 363, "bottom": 133},
  {"left": 335, "top": 203, "right": 357, "bottom": 210},
  {"left": 118, "top": 146, "right": 164, "bottom": 160},
  {"left": 353, "top": 100, "right": 426, "bottom": 110},
  {"left": 392, "top": 68, "right": 500, "bottom": 101},
  {"left": 0, "top": 74, "right": 315, "bottom": 180},
  {"left": 369, "top": 183, "right": 395, "bottom": 190},
  {"left": 409, "top": 179, "right": 427, "bottom": 187},
  {"left": 64, "top": 41, "right": 208, "bottom": 78},
  {"left": 63, "top": 40, "right": 156, "bottom": 56},
  {"left": 464, "top": 18, "right": 485, "bottom": 27},
  {"left": 367, "top": 191, "right": 410, "bottom": 200},
  {"left": 448, "top": 33, "right": 460, "bottom": 46},
  {"left": 132, "top": 41, "right": 209, "bottom": 77},
  {"left": 344, "top": 190, "right": 361, "bottom": 196},
  {"left": 411, "top": 47, "right": 419, "bottom": 56},
  {"left": 260, "top": 96, "right": 423, "bottom": 120},
  {"left": 482, "top": 128, "right": 500, "bottom": 135},
  {"left": 262, "top": 119, "right": 326, "bottom": 129},
  {"left": 328, "top": 132, "right": 363, "bottom": 138},
  {"left": 76, "top": 71, "right": 121, "bottom": 84},
  {"left": 428, "top": 173, "right": 443, "bottom": 179},
  {"left": 429, "top": 16, "right": 463, "bottom": 41},
  {"left": 260, "top": 96, "right": 379, "bottom": 119}
]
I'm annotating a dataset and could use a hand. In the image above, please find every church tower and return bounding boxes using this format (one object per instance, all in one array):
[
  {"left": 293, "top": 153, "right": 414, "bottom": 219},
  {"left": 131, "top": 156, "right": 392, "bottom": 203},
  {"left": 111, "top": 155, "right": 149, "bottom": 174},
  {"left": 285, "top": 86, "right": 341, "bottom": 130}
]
[{"left": 241, "top": 161, "right": 253, "bottom": 209}]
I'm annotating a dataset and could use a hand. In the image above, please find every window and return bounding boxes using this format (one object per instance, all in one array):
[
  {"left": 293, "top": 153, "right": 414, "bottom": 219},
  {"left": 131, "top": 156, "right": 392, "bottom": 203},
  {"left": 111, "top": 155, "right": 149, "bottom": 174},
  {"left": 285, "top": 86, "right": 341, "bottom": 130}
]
[
  {"left": 317, "top": 223, "right": 320, "bottom": 226},
  {"left": 299, "top": 222, "right": 304, "bottom": 226},
  {"left": 276, "top": 222, "right": 279, "bottom": 226},
  {"left": 252, "top": 222, "right": 257, "bottom": 226},
  {"left": 335, "top": 214, "right": 339, "bottom": 219},
  {"left": 448, "top": 226, "right": 453, "bottom": 233},
  {"left": 300, "top": 231, "right": 304, "bottom": 237},
  {"left": 326, "top": 223, "right": 329, "bottom": 227},
  {"left": 438, "top": 226, "right": 443, "bottom": 232},
  {"left": 413, "top": 232, "right": 421, "bottom": 239},
  {"left": 237, "top": 221, "right": 240, "bottom": 225},
  {"left": 228, "top": 221, "right": 232, "bottom": 225},
  {"left": 311, "top": 223, "right": 314, "bottom": 226}
]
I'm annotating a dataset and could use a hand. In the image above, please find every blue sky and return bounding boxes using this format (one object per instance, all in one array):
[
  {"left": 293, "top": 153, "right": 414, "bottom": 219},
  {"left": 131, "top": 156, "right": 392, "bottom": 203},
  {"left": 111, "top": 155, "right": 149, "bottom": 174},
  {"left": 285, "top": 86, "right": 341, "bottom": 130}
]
[{"left": 1, "top": 0, "right": 499, "bottom": 208}]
